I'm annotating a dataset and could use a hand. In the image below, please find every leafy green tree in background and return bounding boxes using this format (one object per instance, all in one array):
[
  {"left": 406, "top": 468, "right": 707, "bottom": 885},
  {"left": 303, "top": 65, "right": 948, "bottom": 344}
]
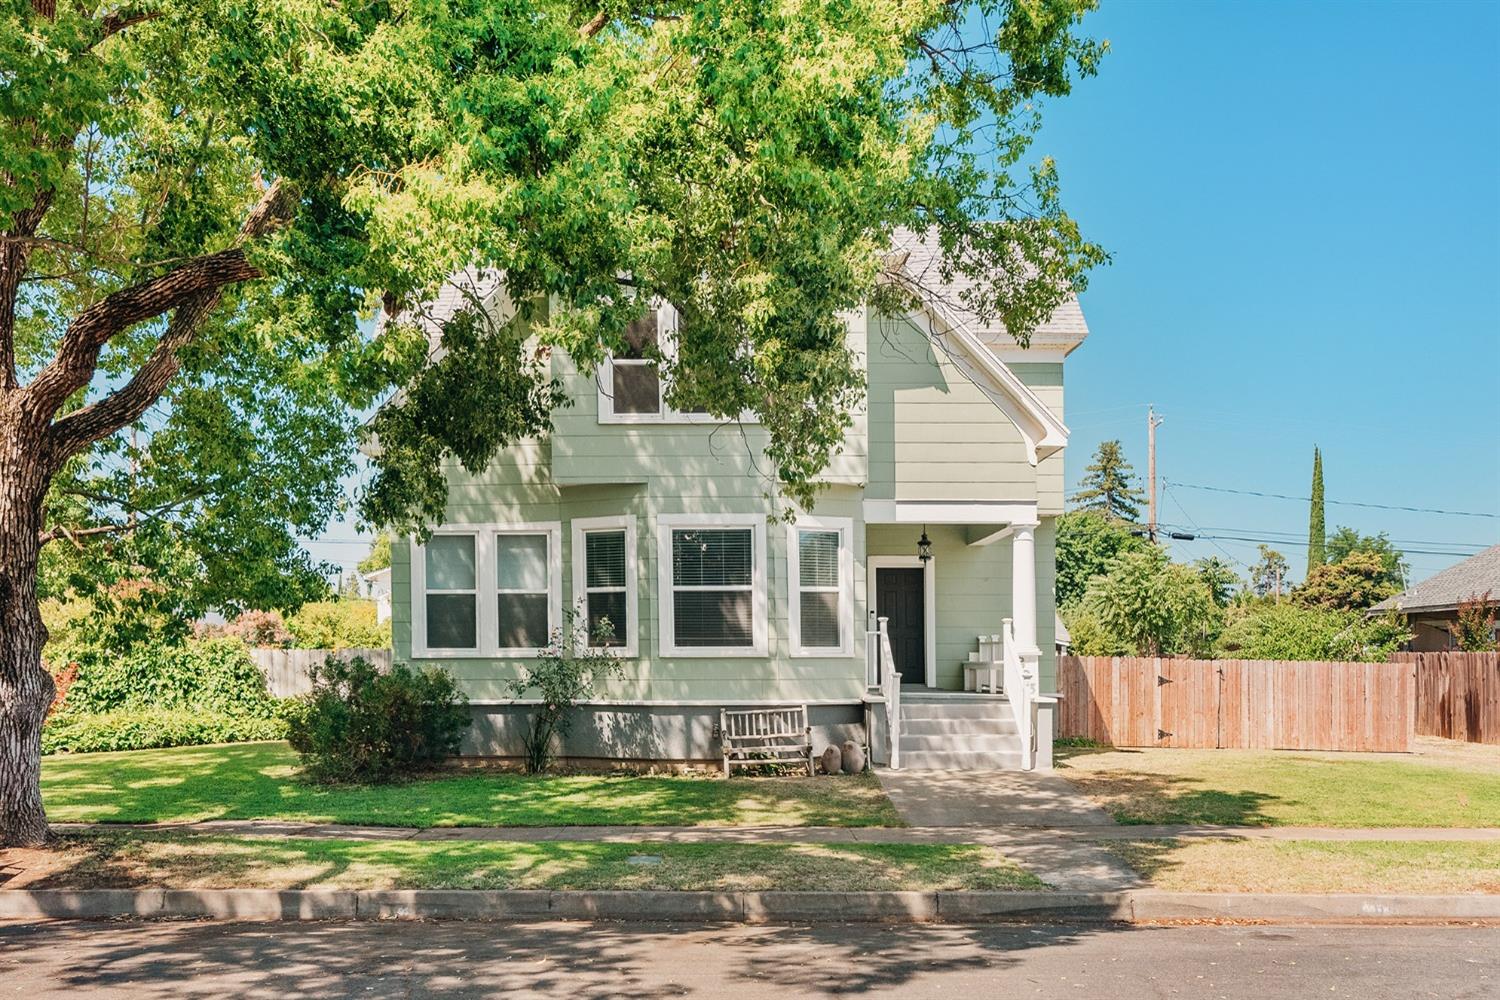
[
  {"left": 1294, "top": 551, "right": 1400, "bottom": 612},
  {"left": 0, "top": 0, "right": 1107, "bottom": 845},
  {"left": 1307, "top": 447, "right": 1325, "bottom": 574},
  {"left": 1070, "top": 547, "right": 1220, "bottom": 657},
  {"left": 1324, "top": 526, "right": 1408, "bottom": 591},
  {"left": 1249, "top": 545, "right": 1291, "bottom": 600},
  {"left": 1069, "top": 440, "right": 1145, "bottom": 522},
  {"left": 1453, "top": 591, "right": 1498, "bottom": 652},
  {"left": 358, "top": 533, "right": 392, "bottom": 576},
  {"left": 1054, "top": 509, "right": 1146, "bottom": 608},
  {"left": 1193, "top": 556, "right": 1240, "bottom": 607},
  {"left": 1218, "top": 602, "right": 1409, "bottom": 662}
]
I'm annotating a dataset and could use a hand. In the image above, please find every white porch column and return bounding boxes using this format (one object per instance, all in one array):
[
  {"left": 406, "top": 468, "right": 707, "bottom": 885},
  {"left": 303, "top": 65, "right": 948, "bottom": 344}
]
[{"left": 1010, "top": 523, "right": 1040, "bottom": 655}]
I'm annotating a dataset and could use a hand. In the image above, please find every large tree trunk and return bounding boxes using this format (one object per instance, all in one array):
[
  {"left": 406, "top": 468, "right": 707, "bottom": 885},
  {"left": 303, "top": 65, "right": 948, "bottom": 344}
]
[{"left": 0, "top": 410, "right": 53, "bottom": 847}]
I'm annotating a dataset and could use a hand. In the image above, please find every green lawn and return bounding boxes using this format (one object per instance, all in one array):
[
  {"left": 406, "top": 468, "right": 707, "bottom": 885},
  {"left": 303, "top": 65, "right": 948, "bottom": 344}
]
[
  {"left": 1056, "top": 743, "right": 1500, "bottom": 828},
  {"left": 9, "top": 833, "right": 1042, "bottom": 892},
  {"left": 1103, "top": 838, "right": 1500, "bottom": 894},
  {"left": 41, "top": 742, "right": 902, "bottom": 828}
]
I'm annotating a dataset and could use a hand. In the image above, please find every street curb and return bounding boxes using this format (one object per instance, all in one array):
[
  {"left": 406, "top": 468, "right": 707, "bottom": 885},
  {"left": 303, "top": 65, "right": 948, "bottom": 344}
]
[{"left": 2, "top": 889, "right": 1498, "bottom": 924}]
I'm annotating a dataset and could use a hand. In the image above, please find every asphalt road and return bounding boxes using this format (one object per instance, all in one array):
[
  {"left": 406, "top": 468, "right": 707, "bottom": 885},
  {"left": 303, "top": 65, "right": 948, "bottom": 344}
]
[{"left": 1, "top": 919, "right": 1495, "bottom": 999}]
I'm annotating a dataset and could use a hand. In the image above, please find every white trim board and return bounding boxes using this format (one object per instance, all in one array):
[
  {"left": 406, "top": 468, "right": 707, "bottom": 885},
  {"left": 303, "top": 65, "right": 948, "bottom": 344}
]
[
  {"left": 863, "top": 500, "right": 1038, "bottom": 526},
  {"left": 867, "top": 555, "right": 938, "bottom": 688}
]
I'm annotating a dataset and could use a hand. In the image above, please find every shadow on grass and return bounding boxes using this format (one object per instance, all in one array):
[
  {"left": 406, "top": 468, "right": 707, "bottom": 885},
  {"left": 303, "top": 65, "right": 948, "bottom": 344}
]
[
  {"left": 1054, "top": 764, "right": 1285, "bottom": 827},
  {"left": 41, "top": 742, "right": 901, "bottom": 829},
  {"left": 0, "top": 916, "right": 1158, "bottom": 998}
]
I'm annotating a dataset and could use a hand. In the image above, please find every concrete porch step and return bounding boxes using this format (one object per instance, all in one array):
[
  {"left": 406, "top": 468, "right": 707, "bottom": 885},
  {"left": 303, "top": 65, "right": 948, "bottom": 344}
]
[
  {"left": 896, "top": 749, "right": 1026, "bottom": 771},
  {"left": 900, "top": 716, "right": 1019, "bottom": 737},
  {"left": 898, "top": 701, "right": 1010, "bottom": 721},
  {"left": 899, "top": 733, "right": 1022, "bottom": 754}
]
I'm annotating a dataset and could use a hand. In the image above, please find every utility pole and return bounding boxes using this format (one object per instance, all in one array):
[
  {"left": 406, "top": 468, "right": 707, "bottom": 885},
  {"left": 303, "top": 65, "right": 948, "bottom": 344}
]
[{"left": 1147, "top": 405, "right": 1164, "bottom": 542}]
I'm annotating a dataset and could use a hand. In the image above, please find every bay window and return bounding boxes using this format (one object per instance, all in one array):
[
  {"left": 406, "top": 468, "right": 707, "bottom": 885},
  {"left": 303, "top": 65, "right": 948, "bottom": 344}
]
[{"left": 413, "top": 523, "right": 561, "bottom": 657}]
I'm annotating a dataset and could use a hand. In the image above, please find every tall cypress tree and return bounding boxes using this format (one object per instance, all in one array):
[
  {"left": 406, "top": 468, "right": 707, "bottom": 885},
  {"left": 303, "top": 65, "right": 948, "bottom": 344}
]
[{"left": 1307, "top": 447, "right": 1326, "bottom": 573}]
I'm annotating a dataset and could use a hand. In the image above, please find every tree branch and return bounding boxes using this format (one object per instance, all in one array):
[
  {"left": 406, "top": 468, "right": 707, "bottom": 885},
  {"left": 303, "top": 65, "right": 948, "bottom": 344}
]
[
  {"left": 38, "top": 522, "right": 131, "bottom": 547},
  {"left": 24, "top": 178, "right": 296, "bottom": 436},
  {"left": 98, "top": 8, "right": 163, "bottom": 40},
  {"left": 0, "top": 189, "right": 56, "bottom": 391},
  {"left": 580, "top": 10, "right": 608, "bottom": 38}
]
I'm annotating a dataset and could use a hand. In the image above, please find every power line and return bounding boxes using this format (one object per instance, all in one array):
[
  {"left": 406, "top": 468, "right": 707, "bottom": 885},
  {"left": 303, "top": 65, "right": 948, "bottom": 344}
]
[{"left": 1164, "top": 481, "right": 1500, "bottom": 519}]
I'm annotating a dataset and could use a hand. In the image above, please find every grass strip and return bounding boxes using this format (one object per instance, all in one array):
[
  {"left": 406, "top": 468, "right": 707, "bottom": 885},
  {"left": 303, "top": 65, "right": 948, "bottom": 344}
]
[
  {"left": 1102, "top": 837, "right": 1500, "bottom": 894},
  {"left": 5, "top": 833, "right": 1044, "bottom": 892}
]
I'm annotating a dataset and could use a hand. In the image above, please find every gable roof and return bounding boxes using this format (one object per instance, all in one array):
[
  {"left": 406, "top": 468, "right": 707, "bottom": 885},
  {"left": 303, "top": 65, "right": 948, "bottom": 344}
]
[
  {"left": 890, "top": 228, "right": 1090, "bottom": 358},
  {"left": 1371, "top": 544, "right": 1500, "bottom": 614}
]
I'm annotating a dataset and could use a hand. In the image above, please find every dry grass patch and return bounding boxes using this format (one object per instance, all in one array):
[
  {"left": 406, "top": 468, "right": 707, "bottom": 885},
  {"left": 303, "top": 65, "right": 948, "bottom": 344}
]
[
  {"left": 1104, "top": 838, "right": 1500, "bottom": 894},
  {"left": 0, "top": 833, "right": 1044, "bottom": 893},
  {"left": 1055, "top": 742, "right": 1500, "bottom": 828}
]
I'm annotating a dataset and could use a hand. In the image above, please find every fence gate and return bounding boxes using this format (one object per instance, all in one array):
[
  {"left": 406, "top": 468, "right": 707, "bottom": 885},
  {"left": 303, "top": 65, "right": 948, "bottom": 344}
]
[{"left": 1057, "top": 656, "right": 1414, "bottom": 752}]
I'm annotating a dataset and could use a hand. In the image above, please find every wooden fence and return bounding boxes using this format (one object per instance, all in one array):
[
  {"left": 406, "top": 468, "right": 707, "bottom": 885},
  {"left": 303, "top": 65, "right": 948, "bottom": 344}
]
[
  {"left": 249, "top": 648, "right": 393, "bottom": 698},
  {"left": 1394, "top": 651, "right": 1500, "bottom": 745},
  {"left": 1057, "top": 656, "right": 1415, "bottom": 752}
]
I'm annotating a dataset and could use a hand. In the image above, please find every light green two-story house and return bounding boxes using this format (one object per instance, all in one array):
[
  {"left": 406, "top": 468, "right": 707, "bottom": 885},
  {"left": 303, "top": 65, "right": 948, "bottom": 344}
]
[{"left": 390, "top": 236, "right": 1089, "bottom": 770}]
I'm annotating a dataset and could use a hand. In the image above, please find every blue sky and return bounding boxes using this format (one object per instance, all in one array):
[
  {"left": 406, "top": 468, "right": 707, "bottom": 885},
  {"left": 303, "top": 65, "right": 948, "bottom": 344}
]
[
  {"left": 1034, "top": 0, "right": 1500, "bottom": 585},
  {"left": 308, "top": 0, "right": 1500, "bottom": 588}
]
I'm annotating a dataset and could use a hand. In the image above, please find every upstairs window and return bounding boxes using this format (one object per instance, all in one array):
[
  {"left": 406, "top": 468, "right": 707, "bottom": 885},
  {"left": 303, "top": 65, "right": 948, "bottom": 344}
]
[
  {"left": 598, "top": 304, "right": 736, "bottom": 424},
  {"left": 608, "top": 312, "right": 663, "bottom": 416}
]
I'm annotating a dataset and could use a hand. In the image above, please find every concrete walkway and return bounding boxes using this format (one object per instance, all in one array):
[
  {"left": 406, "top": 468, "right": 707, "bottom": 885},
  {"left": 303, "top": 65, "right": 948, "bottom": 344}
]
[{"left": 875, "top": 769, "right": 1120, "bottom": 828}]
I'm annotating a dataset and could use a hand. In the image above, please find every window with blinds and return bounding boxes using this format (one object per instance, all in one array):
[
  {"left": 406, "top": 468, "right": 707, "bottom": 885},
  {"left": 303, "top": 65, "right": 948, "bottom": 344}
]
[
  {"left": 425, "top": 534, "right": 477, "bottom": 649},
  {"left": 583, "top": 529, "right": 628, "bottom": 646},
  {"left": 796, "top": 529, "right": 843, "bottom": 650},
  {"left": 496, "top": 533, "right": 551, "bottom": 649},
  {"left": 670, "top": 528, "right": 754, "bottom": 648}
]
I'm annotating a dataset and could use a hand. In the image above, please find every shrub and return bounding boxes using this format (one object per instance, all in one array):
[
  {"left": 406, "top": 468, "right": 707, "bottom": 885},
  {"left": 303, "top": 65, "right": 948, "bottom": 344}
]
[
  {"left": 62, "top": 638, "right": 279, "bottom": 720},
  {"left": 1217, "top": 601, "right": 1409, "bottom": 662},
  {"left": 506, "top": 614, "right": 624, "bottom": 773},
  {"left": 218, "top": 609, "right": 294, "bottom": 647},
  {"left": 1453, "top": 591, "right": 1499, "bottom": 652},
  {"left": 285, "top": 600, "right": 390, "bottom": 650},
  {"left": 42, "top": 709, "right": 288, "bottom": 755},
  {"left": 1076, "top": 548, "right": 1221, "bottom": 657},
  {"left": 285, "top": 656, "right": 469, "bottom": 783}
]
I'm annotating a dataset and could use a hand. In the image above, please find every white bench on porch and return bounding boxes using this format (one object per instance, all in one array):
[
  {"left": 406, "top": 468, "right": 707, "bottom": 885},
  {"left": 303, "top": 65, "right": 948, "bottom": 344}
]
[
  {"left": 963, "top": 634, "right": 1004, "bottom": 694},
  {"left": 719, "top": 705, "right": 814, "bottom": 776}
]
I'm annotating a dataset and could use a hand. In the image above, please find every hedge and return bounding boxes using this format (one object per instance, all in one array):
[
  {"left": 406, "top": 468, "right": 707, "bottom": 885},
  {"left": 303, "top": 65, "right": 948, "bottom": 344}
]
[{"left": 42, "top": 709, "right": 289, "bottom": 755}]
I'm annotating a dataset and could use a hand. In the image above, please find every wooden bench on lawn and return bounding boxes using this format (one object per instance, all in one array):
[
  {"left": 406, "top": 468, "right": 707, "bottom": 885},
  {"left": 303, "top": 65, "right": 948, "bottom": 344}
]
[{"left": 719, "top": 705, "right": 814, "bottom": 777}]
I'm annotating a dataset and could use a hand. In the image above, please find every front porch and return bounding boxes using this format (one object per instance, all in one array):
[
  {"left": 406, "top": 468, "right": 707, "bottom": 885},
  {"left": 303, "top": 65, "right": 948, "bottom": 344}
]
[{"left": 858, "top": 505, "right": 1054, "bottom": 772}]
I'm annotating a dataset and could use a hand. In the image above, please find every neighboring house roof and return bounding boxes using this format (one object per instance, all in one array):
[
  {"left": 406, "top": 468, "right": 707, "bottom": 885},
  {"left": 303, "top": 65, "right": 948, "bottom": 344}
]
[
  {"left": 1371, "top": 544, "right": 1500, "bottom": 614},
  {"left": 1054, "top": 612, "right": 1072, "bottom": 650}
]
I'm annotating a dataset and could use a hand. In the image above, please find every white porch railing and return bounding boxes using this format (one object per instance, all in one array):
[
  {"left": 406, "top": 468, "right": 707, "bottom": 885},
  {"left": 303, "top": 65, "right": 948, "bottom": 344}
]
[
  {"left": 866, "top": 611, "right": 901, "bottom": 770},
  {"left": 1001, "top": 618, "right": 1038, "bottom": 770}
]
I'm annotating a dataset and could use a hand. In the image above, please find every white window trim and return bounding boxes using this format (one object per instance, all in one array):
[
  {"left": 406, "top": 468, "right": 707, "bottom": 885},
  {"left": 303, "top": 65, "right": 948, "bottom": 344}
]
[
  {"left": 412, "top": 522, "right": 562, "bottom": 659},
  {"left": 571, "top": 514, "right": 639, "bottom": 657},
  {"left": 866, "top": 555, "right": 937, "bottom": 688},
  {"left": 657, "top": 513, "right": 768, "bottom": 658},
  {"left": 598, "top": 303, "right": 757, "bottom": 425},
  {"left": 787, "top": 516, "right": 855, "bottom": 658}
]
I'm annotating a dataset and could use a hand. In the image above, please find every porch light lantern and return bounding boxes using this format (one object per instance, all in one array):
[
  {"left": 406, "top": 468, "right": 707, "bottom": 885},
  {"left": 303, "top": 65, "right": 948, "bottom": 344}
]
[{"left": 916, "top": 526, "right": 933, "bottom": 563}]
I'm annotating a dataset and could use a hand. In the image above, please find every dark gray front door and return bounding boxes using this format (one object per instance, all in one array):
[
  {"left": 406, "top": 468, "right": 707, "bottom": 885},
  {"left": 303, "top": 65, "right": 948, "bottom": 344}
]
[{"left": 876, "top": 567, "right": 926, "bottom": 685}]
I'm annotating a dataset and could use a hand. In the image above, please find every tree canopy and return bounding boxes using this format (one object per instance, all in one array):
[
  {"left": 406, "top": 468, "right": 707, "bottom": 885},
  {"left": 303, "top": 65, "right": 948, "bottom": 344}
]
[
  {"left": 1054, "top": 508, "right": 1146, "bottom": 608},
  {"left": 1069, "top": 439, "right": 1144, "bottom": 522},
  {"left": 2, "top": 0, "right": 1108, "bottom": 846},
  {"left": 1307, "top": 446, "right": 1325, "bottom": 573},
  {"left": 1293, "top": 550, "right": 1400, "bottom": 612},
  {"left": 1324, "top": 526, "right": 1408, "bottom": 591}
]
